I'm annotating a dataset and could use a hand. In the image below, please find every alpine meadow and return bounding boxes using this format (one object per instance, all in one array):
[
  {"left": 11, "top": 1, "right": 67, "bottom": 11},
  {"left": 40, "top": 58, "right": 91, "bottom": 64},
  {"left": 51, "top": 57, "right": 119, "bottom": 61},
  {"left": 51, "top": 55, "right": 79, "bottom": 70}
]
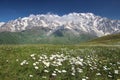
[{"left": 0, "top": 0, "right": 120, "bottom": 80}]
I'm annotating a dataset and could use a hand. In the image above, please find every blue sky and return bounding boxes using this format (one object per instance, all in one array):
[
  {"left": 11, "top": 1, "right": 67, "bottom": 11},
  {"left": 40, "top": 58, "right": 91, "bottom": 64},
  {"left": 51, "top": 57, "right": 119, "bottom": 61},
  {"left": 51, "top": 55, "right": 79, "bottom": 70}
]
[{"left": 0, "top": 0, "right": 120, "bottom": 22}]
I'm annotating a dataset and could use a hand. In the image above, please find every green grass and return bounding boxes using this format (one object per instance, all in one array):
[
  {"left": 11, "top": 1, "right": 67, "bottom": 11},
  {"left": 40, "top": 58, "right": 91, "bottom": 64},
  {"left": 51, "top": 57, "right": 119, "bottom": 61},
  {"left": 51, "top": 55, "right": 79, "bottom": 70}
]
[{"left": 0, "top": 44, "right": 120, "bottom": 80}]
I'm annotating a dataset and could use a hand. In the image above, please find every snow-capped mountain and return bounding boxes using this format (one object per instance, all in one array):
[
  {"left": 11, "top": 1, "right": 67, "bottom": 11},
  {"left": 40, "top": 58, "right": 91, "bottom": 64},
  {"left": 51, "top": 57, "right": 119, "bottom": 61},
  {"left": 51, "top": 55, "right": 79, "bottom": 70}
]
[
  {"left": 0, "top": 22, "right": 5, "bottom": 27},
  {"left": 0, "top": 13, "right": 120, "bottom": 37}
]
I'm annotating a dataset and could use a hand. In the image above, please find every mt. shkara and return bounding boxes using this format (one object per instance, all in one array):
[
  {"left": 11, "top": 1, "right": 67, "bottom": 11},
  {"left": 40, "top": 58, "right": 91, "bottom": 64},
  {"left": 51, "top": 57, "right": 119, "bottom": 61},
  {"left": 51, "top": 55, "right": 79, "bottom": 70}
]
[{"left": 0, "top": 13, "right": 120, "bottom": 44}]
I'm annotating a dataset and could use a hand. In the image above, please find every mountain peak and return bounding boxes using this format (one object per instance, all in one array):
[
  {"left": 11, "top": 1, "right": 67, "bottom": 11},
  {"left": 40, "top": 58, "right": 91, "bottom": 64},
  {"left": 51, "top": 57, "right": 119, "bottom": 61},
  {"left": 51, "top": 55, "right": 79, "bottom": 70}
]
[
  {"left": 0, "top": 13, "right": 120, "bottom": 37},
  {"left": 0, "top": 22, "right": 5, "bottom": 27}
]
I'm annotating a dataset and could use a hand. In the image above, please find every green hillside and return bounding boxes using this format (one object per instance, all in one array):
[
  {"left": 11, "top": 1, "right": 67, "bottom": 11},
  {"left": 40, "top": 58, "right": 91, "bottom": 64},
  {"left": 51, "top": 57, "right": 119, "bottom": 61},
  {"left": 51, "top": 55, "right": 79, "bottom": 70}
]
[
  {"left": 84, "top": 33, "right": 120, "bottom": 45},
  {"left": 0, "top": 29, "right": 96, "bottom": 44}
]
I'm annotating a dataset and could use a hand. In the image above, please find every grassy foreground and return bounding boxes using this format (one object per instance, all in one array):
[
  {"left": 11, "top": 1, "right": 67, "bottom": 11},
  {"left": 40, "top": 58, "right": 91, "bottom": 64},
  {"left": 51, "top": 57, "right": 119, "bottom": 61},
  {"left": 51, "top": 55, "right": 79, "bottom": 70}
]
[{"left": 0, "top": 45, "right": 120, "bottom": 80}]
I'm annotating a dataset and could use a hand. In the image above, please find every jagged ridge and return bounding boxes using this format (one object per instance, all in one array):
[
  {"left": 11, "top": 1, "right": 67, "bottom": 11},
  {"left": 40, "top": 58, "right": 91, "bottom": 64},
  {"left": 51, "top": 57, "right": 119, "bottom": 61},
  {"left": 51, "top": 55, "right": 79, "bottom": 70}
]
[
  {"left": 0, "top": 13, "right": 120, "bottom": 37},
  {"left": 0, "top": 13, "right": 120, "bottom": 44}
]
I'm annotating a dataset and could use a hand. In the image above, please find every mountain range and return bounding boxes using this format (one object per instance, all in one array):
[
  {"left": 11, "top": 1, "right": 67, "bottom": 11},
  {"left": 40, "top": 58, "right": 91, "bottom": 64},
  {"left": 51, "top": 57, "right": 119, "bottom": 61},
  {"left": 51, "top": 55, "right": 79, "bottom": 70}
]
[{"left": 0, "top": 13, "right": 120, "bottom": 44}]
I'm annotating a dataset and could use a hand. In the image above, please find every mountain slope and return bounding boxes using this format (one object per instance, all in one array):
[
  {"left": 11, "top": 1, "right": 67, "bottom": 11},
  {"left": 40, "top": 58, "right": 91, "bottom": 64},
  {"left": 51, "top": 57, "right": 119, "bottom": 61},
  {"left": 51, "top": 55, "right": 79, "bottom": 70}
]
[
  {"left": 0, "top": 13, "right": 120, "bottom": 44},
  {"left": 0, "top": 28, "right": 97, "bottom": 44},
  {"left": 85, "top": 33, "right": 120, "bottom": 45}
]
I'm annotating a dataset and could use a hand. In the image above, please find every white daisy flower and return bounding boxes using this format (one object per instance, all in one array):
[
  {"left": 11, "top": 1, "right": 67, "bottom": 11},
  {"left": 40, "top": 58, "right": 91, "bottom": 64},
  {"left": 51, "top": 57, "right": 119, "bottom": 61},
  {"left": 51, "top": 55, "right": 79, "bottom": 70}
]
[
  {"left": 29, "top": 74, "right": 33, "bottom": 77},
  {"left": 114, "top": 70, "right": 119, "bottom": 74}
]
